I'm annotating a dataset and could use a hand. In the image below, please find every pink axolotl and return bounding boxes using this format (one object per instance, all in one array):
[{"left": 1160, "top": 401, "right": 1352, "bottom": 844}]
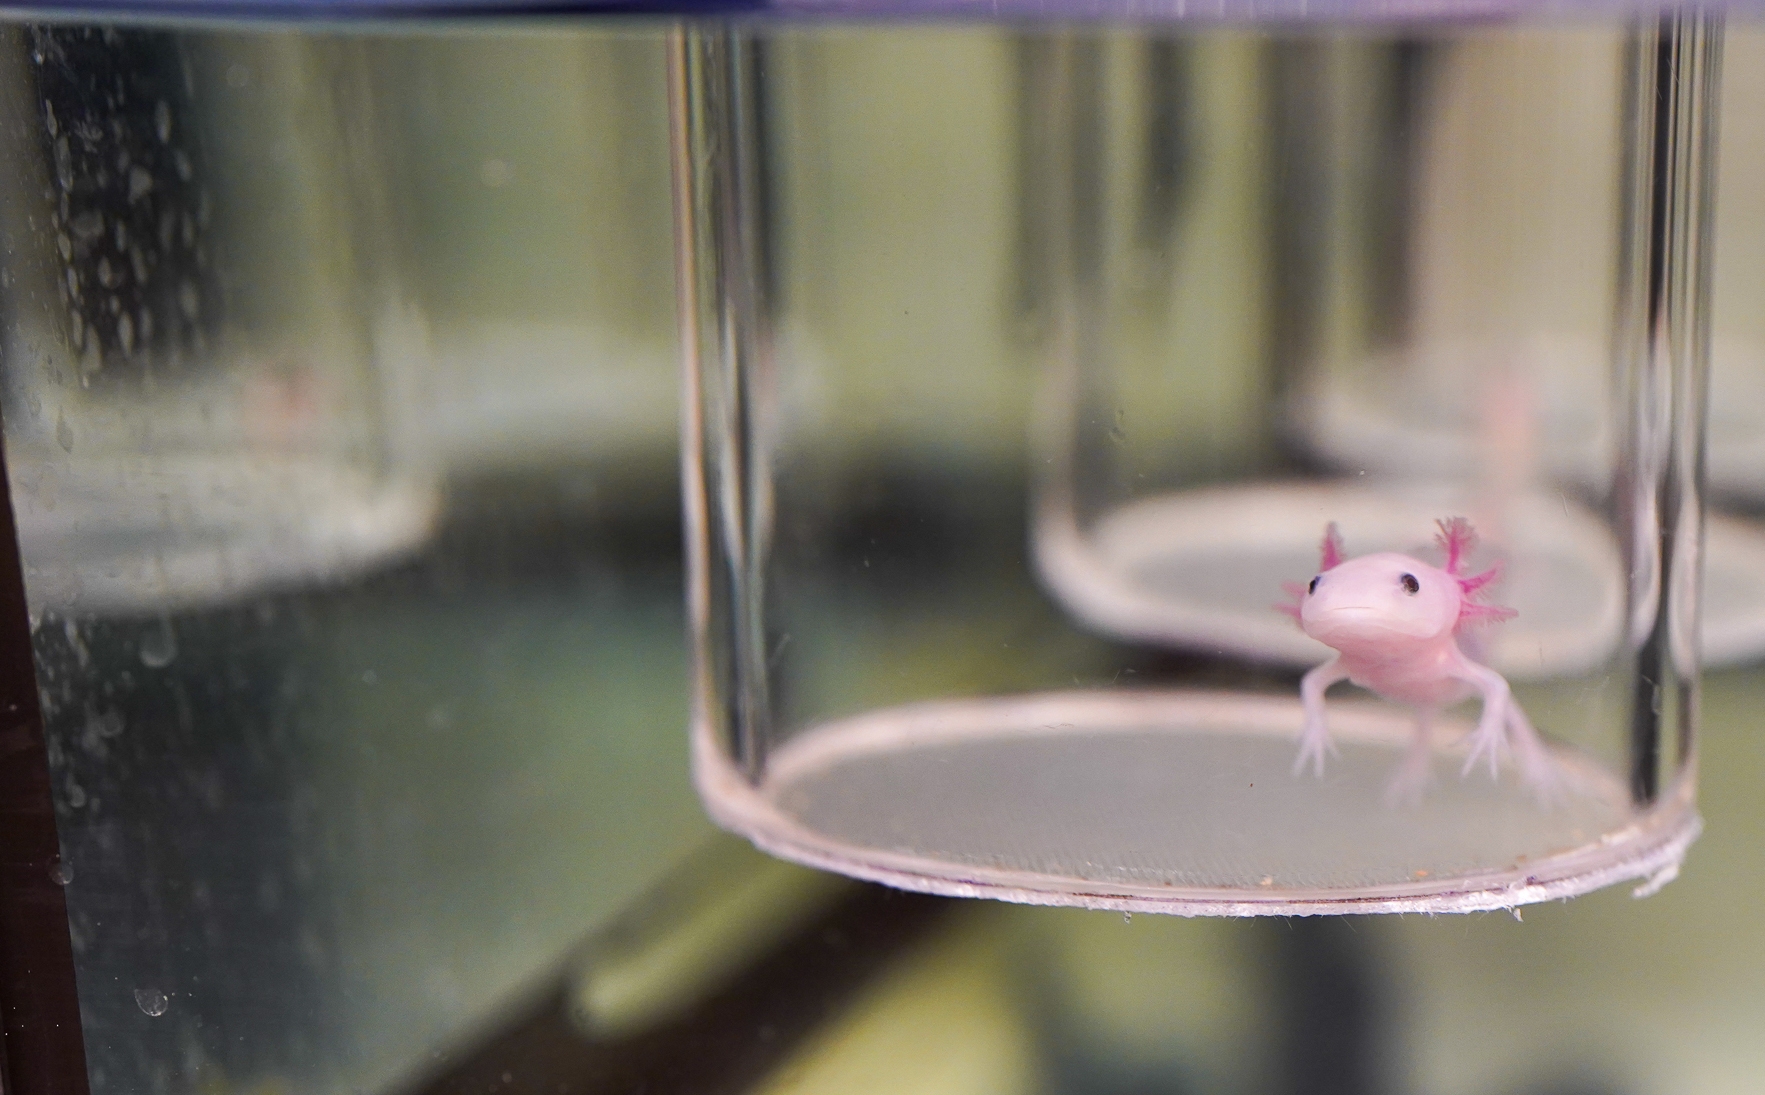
[{"left": 1279, "top": 518, "right": 1556, "bottom": 799}]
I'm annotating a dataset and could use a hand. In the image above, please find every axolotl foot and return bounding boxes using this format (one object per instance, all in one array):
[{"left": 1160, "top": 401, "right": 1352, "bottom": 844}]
[
  {"left": 1293, "top": 657, "right": 1350, "bottom": 779},
  {"left": 1291, "top": 719, "right": 1338, "bottom": 779},
  {"left": 1459, "top": 699, "right": 1564, "bottom": 805},
  {"left": 1459, "top": 718, "right": 1512, "bottom": 782}
]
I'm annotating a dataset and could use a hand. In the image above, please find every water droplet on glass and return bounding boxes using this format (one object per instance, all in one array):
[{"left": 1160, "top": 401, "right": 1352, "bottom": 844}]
[
  {"left": 55, "top": 412, "right": 73, "bottom": 453},
  {"left": 139, "top": 620, "right": 177, "bottom": 668},
  {"left": 65, "top": 782, "right": 86, "bottom": 808},
  {"left": 134, "top": 988, "right": 168, "bottom": 1017},
  {"left": 127, "top": 165, "right": 153, "bottom": 203},
  {"left": 49, "top": 861, "right": 72, "bottom": 886},
  {"left": 53, "top": 136, "right": 72, "bottom": 191},
  {"left": 92, "top": 709, "right": 124, "bottom": 739},
  {"left": 154, "top": 100, "right": 171, "bottom": 143}
]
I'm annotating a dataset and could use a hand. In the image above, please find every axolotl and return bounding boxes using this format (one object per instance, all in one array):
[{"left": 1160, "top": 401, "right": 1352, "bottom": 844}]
[{"left": 1280, "top": 518, "right": 1556, "bottom": 798}]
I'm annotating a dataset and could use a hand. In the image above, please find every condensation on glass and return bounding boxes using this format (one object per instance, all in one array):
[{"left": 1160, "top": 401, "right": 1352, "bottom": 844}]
[
  {"left": 0, "top": 28, "right": 438, "bottom": 615},
  {"left": 0, "top": 20, "right": 698, "bottom": 1095},
  {"left": 675, "top": 19, "right": 1718, "bottom": 915}
]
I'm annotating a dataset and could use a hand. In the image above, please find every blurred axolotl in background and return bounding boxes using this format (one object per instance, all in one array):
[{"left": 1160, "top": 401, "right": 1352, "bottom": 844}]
[{"left": 1280, "top": 518, "right": 1558, "bottom": 801}]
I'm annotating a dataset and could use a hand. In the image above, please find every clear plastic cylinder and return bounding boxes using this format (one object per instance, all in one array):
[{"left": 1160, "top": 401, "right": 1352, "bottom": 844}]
[
  {"left": 674, "top": 18, "right": 1715, "bottom": 915},
  {"left": 0, "top": 26, "right": 438, "bottom": 617}
]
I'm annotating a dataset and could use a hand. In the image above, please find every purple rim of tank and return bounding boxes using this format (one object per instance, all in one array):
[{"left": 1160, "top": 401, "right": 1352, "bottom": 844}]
[{"left": 0, "top": 0, "right": 1739, "bottom": 21}]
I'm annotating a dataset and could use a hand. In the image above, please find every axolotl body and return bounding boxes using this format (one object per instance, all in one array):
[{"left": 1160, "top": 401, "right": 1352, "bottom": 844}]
[{"left": 1281, "top": 518, "right": 1556, "bottom": 798}]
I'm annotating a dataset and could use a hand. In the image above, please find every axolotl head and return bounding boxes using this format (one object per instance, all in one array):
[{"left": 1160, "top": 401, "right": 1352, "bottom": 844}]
[
  {"left": 1300, "top": 552, "right": 1461, "bottom": 648},
  {"left": 1287, "top": 518, "right": 1515, "bottom": 652}
]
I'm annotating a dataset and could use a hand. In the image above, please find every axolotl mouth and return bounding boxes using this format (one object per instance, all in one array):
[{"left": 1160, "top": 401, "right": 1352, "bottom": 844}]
[{"left": 1303, "top": 605, "right": 1448, "bottom": 642}]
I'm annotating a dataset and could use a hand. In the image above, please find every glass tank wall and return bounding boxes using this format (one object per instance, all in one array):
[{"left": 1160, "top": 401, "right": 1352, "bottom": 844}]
[
  {"left": 0, "top": 10, "right": 1761, "bottom": 1095},
  {"left": 0, "top": 21, "right": 704, "bottom": 1095},
  {"left": 677, "top": 20, "right": 1717, "bottom": 915}
]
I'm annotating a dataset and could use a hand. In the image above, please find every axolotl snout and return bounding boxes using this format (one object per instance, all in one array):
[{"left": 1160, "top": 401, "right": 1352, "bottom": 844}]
[{"left": 1282, "top": 518, "right": 1556, "bottom": 799}]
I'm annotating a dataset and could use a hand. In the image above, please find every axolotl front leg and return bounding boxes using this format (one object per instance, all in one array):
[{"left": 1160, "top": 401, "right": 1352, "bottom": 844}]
[
  {"left": 1294, "top": 659, "right": 1457, "bottom": 797},
  {"left": 1298, "top": 654, "right": 1557, "bottom": 795},
  {"left": 1452, "top": 660, "right": 1513, "bottom": 779},
  {"left": 1294, "top": 654, "right": 1351, "bottom": 777},
  {"left": 1451, "top": 658, "right": 1558, "bottom": 795}
]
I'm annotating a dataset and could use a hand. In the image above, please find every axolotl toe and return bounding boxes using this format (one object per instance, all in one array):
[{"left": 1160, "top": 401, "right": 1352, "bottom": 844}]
[{"left": 1279, "top": 517, "right": 1556, "bottom": 799}]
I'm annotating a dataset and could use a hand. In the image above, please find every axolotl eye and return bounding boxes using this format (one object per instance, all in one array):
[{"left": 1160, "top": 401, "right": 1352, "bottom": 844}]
[
  {"left": 1308, "top": 576, "right": 1320, "bottom": 595},
  {"left": 1399, "top": 573, "right": 1420, "bottom": 595}
]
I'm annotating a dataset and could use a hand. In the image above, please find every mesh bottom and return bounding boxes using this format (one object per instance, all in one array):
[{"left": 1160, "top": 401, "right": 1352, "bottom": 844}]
[{"left": 698, "top": 691, "right": 1699, "bottom": 916}]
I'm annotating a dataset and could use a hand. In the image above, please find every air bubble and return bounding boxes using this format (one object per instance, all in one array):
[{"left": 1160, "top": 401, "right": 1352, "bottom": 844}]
[
  {"left": 154, "top": 100, "right": 171, "bottom": 143},
  {"left": 49, "top": 861, "right": 71, "bottom": 886},
  {"left": 134, "top": 989, "right": 167, "bottom": 1017},
  {"left": 55, "top": 412, "right": 72, "bottom": 453},
  {"left": 139, "top": 620, "right": 177, "bottom": 668},
  {"left": 90, "top": 709, "right": 124, "bottom": 739}
]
